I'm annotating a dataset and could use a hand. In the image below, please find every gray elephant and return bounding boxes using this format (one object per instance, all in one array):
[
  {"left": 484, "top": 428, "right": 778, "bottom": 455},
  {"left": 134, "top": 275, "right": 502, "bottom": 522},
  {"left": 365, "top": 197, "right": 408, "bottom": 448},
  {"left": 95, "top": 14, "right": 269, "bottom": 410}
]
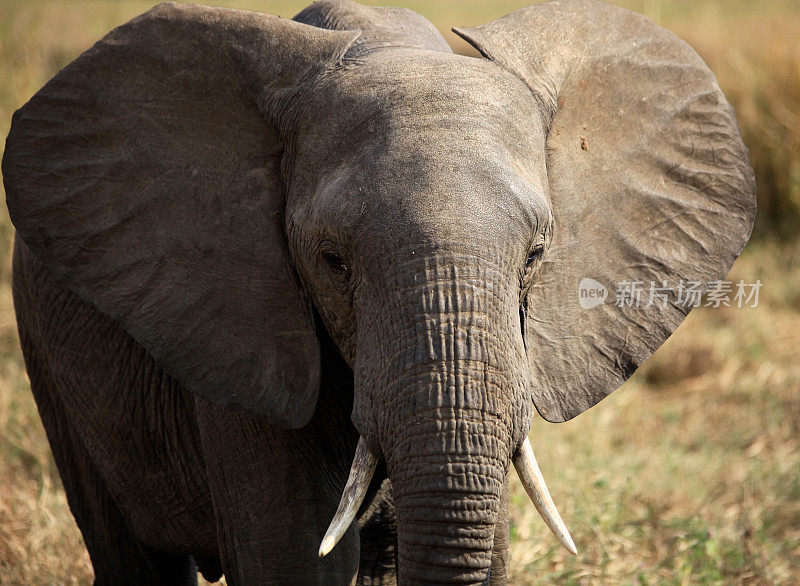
[{"left": 1, "top": 0, "right": 755, "bottom": 584}]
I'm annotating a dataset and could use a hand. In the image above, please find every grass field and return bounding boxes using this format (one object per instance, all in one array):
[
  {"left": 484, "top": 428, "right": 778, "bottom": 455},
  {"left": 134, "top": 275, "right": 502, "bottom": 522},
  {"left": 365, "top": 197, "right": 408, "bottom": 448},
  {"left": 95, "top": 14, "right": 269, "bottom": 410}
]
[{"left": 1, "top": 1, "right": 798, "bottom": 584}]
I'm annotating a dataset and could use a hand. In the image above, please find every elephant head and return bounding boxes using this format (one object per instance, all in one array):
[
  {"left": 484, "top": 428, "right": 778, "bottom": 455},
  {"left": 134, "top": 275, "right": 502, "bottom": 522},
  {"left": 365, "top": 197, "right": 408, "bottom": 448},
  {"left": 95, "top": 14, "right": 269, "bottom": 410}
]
[{"left": 2, "top": 0, "right": 755, "bottom": 583}]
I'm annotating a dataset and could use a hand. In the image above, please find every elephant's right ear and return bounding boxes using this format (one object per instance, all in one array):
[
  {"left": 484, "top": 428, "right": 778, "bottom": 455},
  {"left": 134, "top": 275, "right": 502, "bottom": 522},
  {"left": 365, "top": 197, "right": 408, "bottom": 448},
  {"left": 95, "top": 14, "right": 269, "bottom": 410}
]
[{"left": 2, "top": 3, "right": 359, "bottom": 428}]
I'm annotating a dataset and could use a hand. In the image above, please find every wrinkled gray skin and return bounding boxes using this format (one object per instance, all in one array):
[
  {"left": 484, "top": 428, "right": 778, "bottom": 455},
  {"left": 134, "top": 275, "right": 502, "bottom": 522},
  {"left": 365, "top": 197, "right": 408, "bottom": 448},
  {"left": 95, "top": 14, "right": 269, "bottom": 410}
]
[{"left": 2, "top": 0, "right": 755, "bottom": 584}]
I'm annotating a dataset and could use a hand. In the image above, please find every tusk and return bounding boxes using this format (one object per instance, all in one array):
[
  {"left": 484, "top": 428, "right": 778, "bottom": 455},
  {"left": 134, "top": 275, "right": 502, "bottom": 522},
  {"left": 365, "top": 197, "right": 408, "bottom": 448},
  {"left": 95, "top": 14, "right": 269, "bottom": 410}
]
[
  {"left": 513, "top": 436, "right": 578, "bottom": 555},
  {"left": 319, "top": 437, "right": 378, "bottom": 557}
]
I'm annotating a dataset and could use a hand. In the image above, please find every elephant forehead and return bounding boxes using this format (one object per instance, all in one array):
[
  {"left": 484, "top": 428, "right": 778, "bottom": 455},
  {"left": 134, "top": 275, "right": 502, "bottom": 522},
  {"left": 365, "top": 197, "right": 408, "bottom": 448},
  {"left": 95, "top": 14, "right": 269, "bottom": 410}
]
[
  {"left": 301, "top": 49, "right": 544, "bottom": 149},
  {"left": 291, "top": 49, "right": 549, "bottom": 198},
  {"left": 302, "top": 145, "right": 550, "bottom": 259},
  {"left": 286, "top": 50, "right": 551, "bottom": 250}
]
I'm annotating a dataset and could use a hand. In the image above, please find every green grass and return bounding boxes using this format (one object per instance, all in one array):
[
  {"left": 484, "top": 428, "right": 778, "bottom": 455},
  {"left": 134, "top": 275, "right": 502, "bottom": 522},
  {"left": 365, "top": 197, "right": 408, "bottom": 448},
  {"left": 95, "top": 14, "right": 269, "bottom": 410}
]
[{"left": 1, "top": 1, "right": 799, "bottom": 584}]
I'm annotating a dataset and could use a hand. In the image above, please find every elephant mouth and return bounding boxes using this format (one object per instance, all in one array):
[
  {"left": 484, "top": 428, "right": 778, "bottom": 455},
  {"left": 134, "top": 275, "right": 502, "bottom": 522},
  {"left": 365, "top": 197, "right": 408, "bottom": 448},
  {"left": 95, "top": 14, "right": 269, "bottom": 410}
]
[{"left": 317, "top": 434, "right": 577, "bottom": 559}]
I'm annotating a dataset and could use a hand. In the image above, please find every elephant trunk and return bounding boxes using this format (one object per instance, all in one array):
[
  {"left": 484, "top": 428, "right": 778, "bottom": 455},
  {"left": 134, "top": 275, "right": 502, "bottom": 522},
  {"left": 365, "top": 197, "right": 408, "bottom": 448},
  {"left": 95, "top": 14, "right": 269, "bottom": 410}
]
[
  {"left": 319, "top": 250, "right": 576, "bottom": 576},
  {"left": 353, "top": 250, "right": 533, "bottom": 584},
  {"left": 317, "top": 250, "right": 577, "bottom": 576},
  {"left": 388, "top": 412, "right": 509, "bottom": 585},
  {"left": 347, "top": 252, "right": 535, "bottom": 583}
]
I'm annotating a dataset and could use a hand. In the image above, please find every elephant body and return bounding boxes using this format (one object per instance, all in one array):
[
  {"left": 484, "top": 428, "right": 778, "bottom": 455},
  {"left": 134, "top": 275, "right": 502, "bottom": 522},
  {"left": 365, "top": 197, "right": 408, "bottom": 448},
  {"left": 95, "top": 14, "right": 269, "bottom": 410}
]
[
  {"left": 3, "top": 0, "right": 755, "bottom": 584},
  {"left": 13, "top": 235, "right": 400, "bottom": 583}
]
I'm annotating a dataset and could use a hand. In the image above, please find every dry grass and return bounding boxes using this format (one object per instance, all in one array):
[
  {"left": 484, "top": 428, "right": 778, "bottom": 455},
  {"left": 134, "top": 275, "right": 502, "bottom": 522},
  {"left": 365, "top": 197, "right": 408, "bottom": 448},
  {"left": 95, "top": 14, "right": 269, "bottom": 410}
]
[
  {"left": 509, "top": 241, "right": 800, "bottom": 584},
  {"left": 1, "top": 1, "right": 798, "bottom": 584}
]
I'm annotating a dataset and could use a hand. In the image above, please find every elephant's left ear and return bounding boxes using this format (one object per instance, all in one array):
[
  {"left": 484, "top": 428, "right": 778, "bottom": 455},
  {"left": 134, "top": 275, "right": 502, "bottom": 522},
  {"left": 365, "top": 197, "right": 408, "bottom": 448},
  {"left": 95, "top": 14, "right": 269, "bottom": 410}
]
[
  {"left": 455, "top": 0, "right": 756, "bottom": 422},
  {"left": 3, "top": 3, "right": 360, "bottom": 428}
]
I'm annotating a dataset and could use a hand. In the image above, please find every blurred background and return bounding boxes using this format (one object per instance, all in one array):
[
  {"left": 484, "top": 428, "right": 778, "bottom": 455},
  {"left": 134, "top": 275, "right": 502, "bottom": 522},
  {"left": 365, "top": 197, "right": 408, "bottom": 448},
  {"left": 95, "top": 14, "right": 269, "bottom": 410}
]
[{"left": 0, "top": 0, "right": 797, "bottom": 583}]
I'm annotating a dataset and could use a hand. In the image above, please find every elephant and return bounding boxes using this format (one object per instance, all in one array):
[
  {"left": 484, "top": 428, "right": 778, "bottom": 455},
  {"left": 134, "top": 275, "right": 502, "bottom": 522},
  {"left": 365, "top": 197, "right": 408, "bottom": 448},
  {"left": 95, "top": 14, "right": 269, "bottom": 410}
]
[{"left": 1, "top": 0, "right": 756, "bottom": 584}]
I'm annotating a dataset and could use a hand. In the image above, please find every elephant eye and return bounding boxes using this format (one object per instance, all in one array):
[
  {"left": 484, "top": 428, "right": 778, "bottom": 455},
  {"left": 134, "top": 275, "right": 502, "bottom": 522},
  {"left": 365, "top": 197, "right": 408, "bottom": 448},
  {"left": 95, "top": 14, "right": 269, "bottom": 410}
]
[
  {"left": 318, "top": 239, "right": 352, "bottom": 287},
  {"left": 526, "top": 244, "right": 544, "bottom": 269},
  {"left": 323, "top": 250, "right": 348, "bottom": 274}
]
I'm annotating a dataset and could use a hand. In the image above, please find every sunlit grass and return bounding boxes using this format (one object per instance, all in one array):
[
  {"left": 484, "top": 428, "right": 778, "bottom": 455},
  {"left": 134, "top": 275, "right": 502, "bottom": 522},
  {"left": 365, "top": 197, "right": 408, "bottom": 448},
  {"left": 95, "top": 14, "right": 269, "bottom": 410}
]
[{"left": 1, "top": 1, "right": 798, "bottom": 584}]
